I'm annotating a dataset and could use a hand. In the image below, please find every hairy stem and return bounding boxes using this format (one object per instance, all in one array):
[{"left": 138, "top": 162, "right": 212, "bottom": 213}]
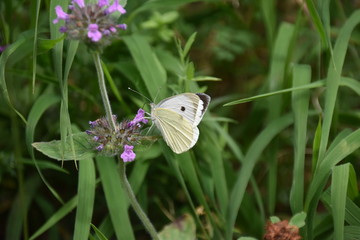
[{"left": 92, "top": 51, "right": 116, "bottom": 130}]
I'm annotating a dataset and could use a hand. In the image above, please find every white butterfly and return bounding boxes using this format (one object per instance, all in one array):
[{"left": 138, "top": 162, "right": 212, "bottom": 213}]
[{"left": 150, "top": 93, "right": 211, "bottom": 154}]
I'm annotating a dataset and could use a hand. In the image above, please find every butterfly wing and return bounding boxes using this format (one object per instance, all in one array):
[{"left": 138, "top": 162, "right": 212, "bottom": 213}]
[
  {"left": 156, "top": 93, "right": 211, "bottom": 126},
  {"left": 152, "top": 108, "right": 199, "bottom": 154}
]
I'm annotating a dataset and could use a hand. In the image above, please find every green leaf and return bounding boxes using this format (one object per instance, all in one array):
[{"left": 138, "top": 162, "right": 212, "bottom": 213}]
[
  {"left": 332, "top": 163, "right": 350, "bottom": 240},
  {"left": 32, "top": 132, "right": 95, "bottom": 161},
  {"left": 73, "top": 159, "right": 96, "bottom": 240},
  {"left": 158, "top": 214, "right": 196, "bottom": 240},
  {"left": 306, "top": 128, "right": 360, "bottom": 238},
  {"left": 183, "top": 32, "right": 197, "bottom": 58},
  {"left": 289, "top": 212, "right": 306, "bottom": 228},
  {"left": 6, "top": 176, "right": 40, "bottom": 240},
  {"left": 226, "top": 113, "right": 296, "bottom": 239},
  {"left": 192, "top": 76, "right": 222, "bottom": 82},
  {"left": 290, "top": 64, "right": 311, "bottom": 214},
  {"left": 223, "top": 80, "right": 324, "bottom": 106},
  {"left": 318, "top": 10, "right": 360, "bottom": 163},
  {"left": 123, "top": 34, "right": 167, "bottom": 100},
  {"left": 0, "top": 30, "right": 34, "bottom": 124},
  {"left": 91, "top": 224, "right": 109, "bottom": 240},
  {"left": 26, "top": 93, "right": 64, "bottom": 203},
  {"left": 270, "top": 216, "right": 281, "bottom": 223},
  {"left": 29, "top": 196, "right": 78, "bottom": 240},
  {"left": 312, "top": 116, "right": 322, "bottom": 173},
  {"left": 96, "top": 156, "right": 135, "bottom": 240}
]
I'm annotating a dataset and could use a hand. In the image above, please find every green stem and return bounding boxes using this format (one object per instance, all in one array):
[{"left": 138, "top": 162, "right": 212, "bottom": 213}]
[
  {"left": 118, "top": 159, "right": 159, "bottom": 240},
  {"left": 92, "top": 51, "right": 116, "bottom": 130}
]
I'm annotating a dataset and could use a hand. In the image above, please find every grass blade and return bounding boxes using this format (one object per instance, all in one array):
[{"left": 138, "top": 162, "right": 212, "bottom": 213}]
[
  {"left": 290, "top": 64, "right": 311, "bottom": 213},
  {"left": 331, "top": 163, "right": 349, "bottom": 240},
  {"left": 123, "top": 34, "right": 167, "bottom": 100},
  {"left": 226, "top": 113, "right": 295, "bottom": 239},
  {"left": 29, "top": 196, "right": 78, "bottom": 240},
  {"left": 96, "top": 156, "right": 135, "bottom": 240},
  {"left": 318, "top": 10, "right": 360, "bottom": 162},
  {"left": 25, "top": 93, "right": 63, "bottom": 203},
  {"left": 73, "top": 159, "right": 96, "bottom": 240}
]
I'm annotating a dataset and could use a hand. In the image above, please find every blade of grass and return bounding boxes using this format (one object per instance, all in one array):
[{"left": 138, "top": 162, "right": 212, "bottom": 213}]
[
  {"left": 73, "top": 159, "right": 96, "bottom": 240},
  {"left": 25, "top": 93, "right": 63, "bottom": 203},
  {"left": 322, "top": 190, "right": 360, "bottom": 226},
  {"left": 266, "top": 22, "right": 295, "bottom": 215},
  {"left": 318, "top": 10, "right": 360, "bottom": 163},
  {"left": 31, "top": 0, "right": 41, "bottom": 93},
  {"left": 161, "top": 143, "right": 210, "bottom": 239},
  {"left": 331, "top": 163, "right": 349, "bottom": 240},
  {"left": 123, "top": 34, "right": 167, "bottom": 100},
  {"left": 29, "top": 196, "right": 78, "bottom": 240},
  {"left": 96, "top": 156, "right": 135, "bottom": 240},
  {"left": 0, "top": 30, "right": 34, "bottom": 124},
  {"left": 260, "top": 0, "right": 276, "bottom": 47},
  {"left": 5, "top": 175, "right": 40, "bottom": 240},
  {"left": 290, "top": 64, "right": 311, "bottom": 213},
  {"left": 306, "top": 128, "right": 360, "bottom": 238},
  {"left": 226, "top": 113, "right": 296, "bottom": 239},
  {"left": 223, "top": 80, "right": 324, "bottom": 106}
]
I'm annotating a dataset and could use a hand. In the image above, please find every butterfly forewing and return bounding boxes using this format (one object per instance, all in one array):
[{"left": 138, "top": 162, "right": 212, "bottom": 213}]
[{"left": 156, "top": 93, "right": 205, "bottom": 126}]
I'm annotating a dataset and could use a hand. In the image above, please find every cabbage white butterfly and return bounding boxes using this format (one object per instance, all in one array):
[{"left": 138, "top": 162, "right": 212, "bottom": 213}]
[{"left": 150, "top": 93, "right": 211, "bottom": 154}]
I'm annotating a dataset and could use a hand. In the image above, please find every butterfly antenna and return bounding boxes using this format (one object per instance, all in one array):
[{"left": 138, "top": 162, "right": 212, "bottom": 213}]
[
  {"left": 153, "top": 87, "right": 162, "bottom": 103},
  {"left": 128, "top": 87, "right": 152, "bottom": 103}
]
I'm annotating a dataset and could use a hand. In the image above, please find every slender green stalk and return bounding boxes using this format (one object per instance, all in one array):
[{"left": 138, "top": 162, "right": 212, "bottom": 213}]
[
  {"left": 92, "top": 50, "right": 157, "bottom": 239},
  {"left": 92, "top": 51, "right": 116, "bottom": 131},
  {"left": 118, "top": 159, "right": 159, "bottom": 240}
]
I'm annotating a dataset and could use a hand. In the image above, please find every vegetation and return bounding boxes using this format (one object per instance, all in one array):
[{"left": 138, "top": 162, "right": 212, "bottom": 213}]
[{"left": 1, "top": 0, "right": 360, "bottom": 239}]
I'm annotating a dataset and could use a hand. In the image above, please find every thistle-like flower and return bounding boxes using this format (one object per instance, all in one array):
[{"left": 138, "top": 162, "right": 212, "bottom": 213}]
[
  {"left": 53, "top": 0, "right": 127, "bottom": 50},
  {"left": 264, "top": 220, "right": 302, "bottom": 240},
  {"left": 86, "top": 109, "right": 150, "bottom": 162}
]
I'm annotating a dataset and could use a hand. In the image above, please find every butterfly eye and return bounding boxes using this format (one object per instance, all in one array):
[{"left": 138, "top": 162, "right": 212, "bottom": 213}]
[{"left": 180, "top": 106, "right": 186, "bottom": 111}]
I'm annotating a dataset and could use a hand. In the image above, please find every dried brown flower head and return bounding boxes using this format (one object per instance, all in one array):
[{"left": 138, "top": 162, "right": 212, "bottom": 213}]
[{"left": 263, "top": 220, "right": 302, "bottom": 240}]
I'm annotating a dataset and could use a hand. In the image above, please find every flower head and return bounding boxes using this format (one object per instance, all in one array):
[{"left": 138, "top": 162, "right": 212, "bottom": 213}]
[
  {"left": 264, "top": 220, "right": 301, "bottom": 240},
  {"left": 121, "top": 145, "right": 136, "bottom": 162},
  {"left": 86, "top": 109, "right": 150, "bottom": 162},
  {"left": 52, "top": 0, "right": 127, "bottom": 50}
]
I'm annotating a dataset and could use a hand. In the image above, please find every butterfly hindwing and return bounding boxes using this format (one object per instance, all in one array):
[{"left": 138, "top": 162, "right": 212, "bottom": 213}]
[{"left": 152, "top": 108, "right": 199, "bottom": 154}]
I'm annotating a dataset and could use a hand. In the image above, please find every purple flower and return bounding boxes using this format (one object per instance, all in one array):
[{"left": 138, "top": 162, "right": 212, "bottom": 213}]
[
  {"left": 107, "top": 0, "right": 126, "bottom": 14},
  {"left": 0, "top": 45, "right": 7, "bottom": 53},
  {"left": 87, "top": 24, "right": 102, "bottom": 42},
  {"left": 117, "top": 24, "right": 127, "bottom": 30},
  {"left": 98, "top": 0, "right": 109, "bottom": 7},
  {"left": 129, "top": 109, "right": 148, "bottom": 127},
  {"left": 73, "top": 0, "right": 85, "bottom": 8},
  {"left": 53, "top": 6, "right": 69, "bottom": 24},
  {"left": 89, "top": 120, "right": 98, "bottom": 127},
  {"left": 59, "top": 26, "right": 67, "bottom": 33},
  {"left": 96, "top": 144, "right": 104, "bottom": 151},
  {"left": 121, "top": 145, "right": 136, "bottom": 162}
]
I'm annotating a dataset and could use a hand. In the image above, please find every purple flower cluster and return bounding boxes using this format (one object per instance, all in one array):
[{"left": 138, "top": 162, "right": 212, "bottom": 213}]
[
  {"left": 53, "top": 0, "right": 127, "bottom": 48},
  {"left": 86, "top": 109, "right": 149, "bottom": 162}
]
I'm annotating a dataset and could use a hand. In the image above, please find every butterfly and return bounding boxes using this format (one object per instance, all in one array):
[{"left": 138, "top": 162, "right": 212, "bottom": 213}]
[{"left": 150, "top": 93, "right": 211, "bottom": 154}]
